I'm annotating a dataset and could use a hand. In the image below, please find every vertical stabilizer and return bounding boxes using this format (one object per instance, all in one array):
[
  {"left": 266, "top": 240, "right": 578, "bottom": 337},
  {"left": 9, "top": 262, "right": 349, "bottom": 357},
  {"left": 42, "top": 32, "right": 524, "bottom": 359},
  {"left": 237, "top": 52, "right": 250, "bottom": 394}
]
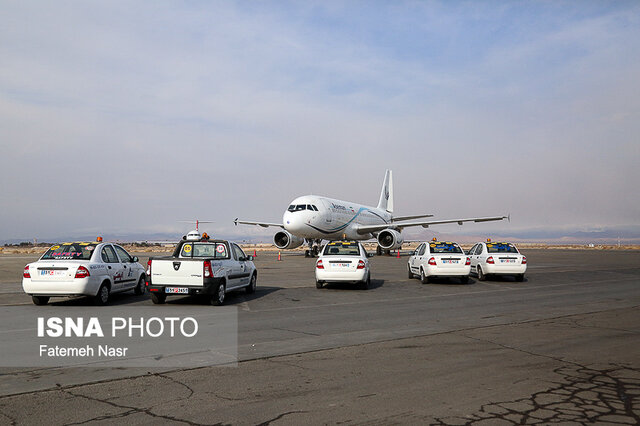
[{"left": 377, "top": 169, "right": 394, "bottom": 213}]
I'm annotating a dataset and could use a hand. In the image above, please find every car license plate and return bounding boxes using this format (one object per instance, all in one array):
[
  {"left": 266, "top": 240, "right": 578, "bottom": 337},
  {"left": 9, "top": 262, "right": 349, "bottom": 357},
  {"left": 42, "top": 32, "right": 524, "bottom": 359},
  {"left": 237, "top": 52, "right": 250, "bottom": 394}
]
[
  {"left": 165, "top": 287, "right": 189, "bottom": 294},
  {"left": 501, "top": 259, "right": 515, "bottom": 263},
  {"left": 40, "top": 270, "right": 65, "bottom": 276},
  {"left": 442, "top": 260, "right": 458, "bottom": 264}
]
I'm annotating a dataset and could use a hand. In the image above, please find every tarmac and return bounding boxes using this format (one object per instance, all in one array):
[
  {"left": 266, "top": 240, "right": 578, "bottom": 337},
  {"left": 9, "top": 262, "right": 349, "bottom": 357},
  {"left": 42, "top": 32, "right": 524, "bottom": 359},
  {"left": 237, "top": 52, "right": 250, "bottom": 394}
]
[{"left": 0, "top": 249, "right": 638, "bottom": 424}]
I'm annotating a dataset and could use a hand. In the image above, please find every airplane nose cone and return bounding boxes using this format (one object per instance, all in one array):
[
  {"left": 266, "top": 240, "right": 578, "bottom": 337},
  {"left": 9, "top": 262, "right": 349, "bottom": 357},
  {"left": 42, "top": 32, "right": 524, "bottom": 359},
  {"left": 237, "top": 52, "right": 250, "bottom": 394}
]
[{"left": 283, "top": 211, "right": 306, "bottom": 234}]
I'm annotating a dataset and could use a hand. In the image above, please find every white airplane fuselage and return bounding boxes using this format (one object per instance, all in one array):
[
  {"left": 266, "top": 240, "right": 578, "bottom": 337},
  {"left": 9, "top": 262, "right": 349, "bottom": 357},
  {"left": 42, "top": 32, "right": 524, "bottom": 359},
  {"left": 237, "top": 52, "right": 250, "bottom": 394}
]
[{"left": 283, "top": 195, "right": 391, "bottom": 241}]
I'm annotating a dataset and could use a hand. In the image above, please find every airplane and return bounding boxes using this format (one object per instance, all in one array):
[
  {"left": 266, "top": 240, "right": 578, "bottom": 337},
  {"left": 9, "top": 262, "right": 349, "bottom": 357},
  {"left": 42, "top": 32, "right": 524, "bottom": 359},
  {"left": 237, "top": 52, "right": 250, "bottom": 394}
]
[
  {"left": 178, "top": 220, "right": 214, "bottom": 241},
  {"left": 234, "top": 170, "right": 508, "bottom": 257}
]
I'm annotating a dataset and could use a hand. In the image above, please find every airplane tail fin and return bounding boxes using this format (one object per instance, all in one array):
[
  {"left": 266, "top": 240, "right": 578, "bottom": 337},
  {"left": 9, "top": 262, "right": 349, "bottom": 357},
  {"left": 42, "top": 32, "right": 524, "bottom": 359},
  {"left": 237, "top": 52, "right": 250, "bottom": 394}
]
[{"left": 377, "top": 169, "right": 394, "bottom": 213}]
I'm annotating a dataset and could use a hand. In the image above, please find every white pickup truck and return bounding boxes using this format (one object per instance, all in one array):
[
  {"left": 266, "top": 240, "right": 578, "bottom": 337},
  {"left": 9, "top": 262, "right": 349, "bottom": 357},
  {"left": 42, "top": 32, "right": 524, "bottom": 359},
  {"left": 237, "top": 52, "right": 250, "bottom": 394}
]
[{"left": 146, "top": 237, "right": 257, "bottom": 305}]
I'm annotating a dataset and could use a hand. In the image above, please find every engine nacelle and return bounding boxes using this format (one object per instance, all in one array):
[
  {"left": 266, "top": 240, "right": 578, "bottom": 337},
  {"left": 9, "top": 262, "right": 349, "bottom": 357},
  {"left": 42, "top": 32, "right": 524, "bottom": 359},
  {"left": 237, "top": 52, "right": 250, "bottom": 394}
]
[
  {"left": 273, "top": 230, "right": 304, "bottom": 250},
  {"left": 377, "top": 229, "right": 404, "bottom": 250}
]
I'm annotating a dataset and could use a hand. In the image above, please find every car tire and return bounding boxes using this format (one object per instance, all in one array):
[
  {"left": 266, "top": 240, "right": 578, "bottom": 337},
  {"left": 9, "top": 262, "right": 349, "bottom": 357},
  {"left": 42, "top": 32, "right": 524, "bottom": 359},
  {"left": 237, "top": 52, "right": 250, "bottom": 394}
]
[
  {"left": 477, "top": 266, "right": 486, "bottom": 281},
  {"left": 420, "top": 269, "right": 429, "bottom": 284},
  {"left": 134, "top": 276, "right": 145, "bottom": 295},
  {"left": 461, "top": 275, "right": 470, "bottom": 284},
  {"left": 32, "top": 295, "right": 49, "bottom": 306},
  {"left": 407, "top": 266, "right": 413, "bottom": 279},
  {"left": 211, "top": 282, "right": 226, "bottom": 306},
  {"left": 246, "top": 274, "right": 257, "bottom": 294},
  {"left": 316, "top": 280, "right": 323, "bottom": 289},
  {"left": 360, "top": 275, "right": 370, "bottom": 290},
  {"left": 515, "top": 274, "right": 525, "bottom": 282},
  {"left": 151, "top": 293, "right": 166, "bottom": 304},
  {"left": 94, "top": 283, "right": 110, "bottom": 306}
]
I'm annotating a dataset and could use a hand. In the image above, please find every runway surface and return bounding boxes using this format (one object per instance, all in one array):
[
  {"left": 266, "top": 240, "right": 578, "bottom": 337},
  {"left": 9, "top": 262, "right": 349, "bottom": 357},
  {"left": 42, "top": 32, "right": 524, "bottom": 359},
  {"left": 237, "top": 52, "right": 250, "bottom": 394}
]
[{"left": 0, "top": 249, "right": 638, "bottom": 424}]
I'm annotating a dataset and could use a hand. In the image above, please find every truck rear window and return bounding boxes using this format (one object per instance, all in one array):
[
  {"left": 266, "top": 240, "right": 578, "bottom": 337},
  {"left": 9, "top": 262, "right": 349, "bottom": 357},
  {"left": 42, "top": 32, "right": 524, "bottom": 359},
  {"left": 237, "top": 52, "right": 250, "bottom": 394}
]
[
  {"left": 41, "top": 243, "right": 96, "bottom": 260},
  {"left": 486, "top": 243, "right": 519, "bottom": 253},
  {"left": 180, "top": 243, "right": 229, "bottom": 258}
]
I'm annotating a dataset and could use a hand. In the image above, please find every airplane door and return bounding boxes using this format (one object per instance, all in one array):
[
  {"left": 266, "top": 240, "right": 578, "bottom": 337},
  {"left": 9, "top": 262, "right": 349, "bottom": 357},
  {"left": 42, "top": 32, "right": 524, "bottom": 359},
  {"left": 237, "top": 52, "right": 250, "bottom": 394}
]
[{"left": 320, "top": 199, "right": 333, "bottom": 225}]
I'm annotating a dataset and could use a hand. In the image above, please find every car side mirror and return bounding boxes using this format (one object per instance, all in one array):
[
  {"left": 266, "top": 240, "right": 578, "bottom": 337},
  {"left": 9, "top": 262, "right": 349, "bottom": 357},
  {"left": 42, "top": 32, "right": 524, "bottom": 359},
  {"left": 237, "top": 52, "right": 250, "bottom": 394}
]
[
  {"left": 246, "top": 255, "right": 254, "bottom": 261},
  {"left": 132, "top": 256, "right": 139, "bottom": 262}
]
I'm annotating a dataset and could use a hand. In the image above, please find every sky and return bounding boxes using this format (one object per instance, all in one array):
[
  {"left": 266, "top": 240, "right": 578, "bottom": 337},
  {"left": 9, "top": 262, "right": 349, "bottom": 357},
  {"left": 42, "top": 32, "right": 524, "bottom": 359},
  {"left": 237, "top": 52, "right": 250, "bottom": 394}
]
[{"left": 1, "top": 1, "right": 639, "bottom": 243}]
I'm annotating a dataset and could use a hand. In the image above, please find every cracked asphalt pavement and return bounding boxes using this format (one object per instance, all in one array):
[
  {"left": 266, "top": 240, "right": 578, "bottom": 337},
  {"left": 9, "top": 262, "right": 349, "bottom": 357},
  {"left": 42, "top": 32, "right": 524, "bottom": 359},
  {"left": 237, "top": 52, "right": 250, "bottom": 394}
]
[{"left": 0, "top": 249, "right": 639, "bottom": 424}]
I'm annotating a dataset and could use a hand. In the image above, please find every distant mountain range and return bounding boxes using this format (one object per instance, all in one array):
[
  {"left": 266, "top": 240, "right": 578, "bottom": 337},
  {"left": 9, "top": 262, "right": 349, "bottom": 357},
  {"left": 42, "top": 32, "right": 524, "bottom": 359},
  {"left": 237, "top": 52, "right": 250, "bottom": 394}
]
[{"left": 3, "top": 225, "right": 640, "bottom": 246}]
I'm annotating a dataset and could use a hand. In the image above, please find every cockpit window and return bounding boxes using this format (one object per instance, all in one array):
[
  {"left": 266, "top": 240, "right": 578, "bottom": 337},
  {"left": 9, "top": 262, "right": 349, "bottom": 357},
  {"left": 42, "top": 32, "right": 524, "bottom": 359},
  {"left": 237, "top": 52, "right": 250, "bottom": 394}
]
[{"left": 288, "top": 204, "right": 318, "bottom": 212}]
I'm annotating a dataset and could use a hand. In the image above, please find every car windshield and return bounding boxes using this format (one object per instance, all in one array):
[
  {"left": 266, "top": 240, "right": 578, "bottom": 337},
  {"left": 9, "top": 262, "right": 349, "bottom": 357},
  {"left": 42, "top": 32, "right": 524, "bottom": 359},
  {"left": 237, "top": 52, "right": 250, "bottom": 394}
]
[
  {"left": 429, "top": 242, "right": 463, "bottom": 254},
  {"left": 180, "top": 242, "right": 229, "bottom": 258},
  {"left": 323, "top": 242, "right": 360, "bottom": 256},
  {"left": 41, "top": 243, "right": 96, "bottom": 260},
  {"left": 486, "top": 243, "right": 519, "bottom": 253}
]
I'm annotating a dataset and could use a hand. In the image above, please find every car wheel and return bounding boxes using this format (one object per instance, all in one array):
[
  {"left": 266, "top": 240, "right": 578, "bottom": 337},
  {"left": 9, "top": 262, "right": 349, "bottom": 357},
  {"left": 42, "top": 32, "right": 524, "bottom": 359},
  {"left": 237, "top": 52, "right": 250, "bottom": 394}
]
[
  {"left": 32, "top": 296, "right": 49, "bottom": 306},
  {"left": 515, "top": 274, "right": 525, "bottom": 282},
  {"left": 420, "top": 269, "right": 429, "bottom": 284},
  {"left": 94, "top": 283, "right": 110, "bottom": 306},
  {"left": 477, "top": 266, "right": 486, "bottom": 281},
  {"left": 316, "top": 280, "right": 323, "bottom": 289},
  {"left": 360, "top": 275, "right": 370, "bottom": 290},
  {"left": 407, "top": 266, "right": 413, "bottom": 279},
  {"left": 211, "top": 282, "right": 226, "bottom": 306},
  {"left": 134, "top": 276, "right": 145, "bottom": 295},
  {"left": 460, "top": 275, "right": 470, "bottom": 284},
  {"left": 246, "top": 274, "right": 257, "bottom": 294},
  {"left": 151, "top": 293, "right": 166, "bottom": 304}
]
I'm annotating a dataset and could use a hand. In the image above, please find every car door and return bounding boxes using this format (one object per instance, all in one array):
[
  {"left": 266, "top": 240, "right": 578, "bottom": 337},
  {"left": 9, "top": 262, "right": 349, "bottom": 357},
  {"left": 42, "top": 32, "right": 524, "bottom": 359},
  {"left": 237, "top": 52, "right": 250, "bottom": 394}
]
[
  {"left": 471, "top": 244, "right": 484, "bottom": 271},
  {"left": 468, "top": 244, "right": 479, "bottom": 271},
  {"left": 113, "top": 245, "right": 138, "bottom": 290},
  {"left": 101, "top": 244, "right": 126, "bottom": 291},
  {"left": 410, "top": 243, "right": 426, "bottom": 272},
  {"left": 227, "top": 243, "right": 248, "bottom": 288},
  {"left": 230, "top": 244, "right": 250, "bottom": 288}
]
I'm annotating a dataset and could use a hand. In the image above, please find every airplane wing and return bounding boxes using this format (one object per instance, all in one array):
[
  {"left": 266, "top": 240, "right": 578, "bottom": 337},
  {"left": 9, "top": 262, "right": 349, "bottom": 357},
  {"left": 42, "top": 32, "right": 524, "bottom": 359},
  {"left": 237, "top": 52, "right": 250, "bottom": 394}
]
[
  {"left": 391, "top": 214, "right": 434, "bottom": 222},
  {"left": 356, "top": 215, "right": 509, "bottom": 234},
  {"left": 234, "top": 218, "right": 284, "bottom": 229}
]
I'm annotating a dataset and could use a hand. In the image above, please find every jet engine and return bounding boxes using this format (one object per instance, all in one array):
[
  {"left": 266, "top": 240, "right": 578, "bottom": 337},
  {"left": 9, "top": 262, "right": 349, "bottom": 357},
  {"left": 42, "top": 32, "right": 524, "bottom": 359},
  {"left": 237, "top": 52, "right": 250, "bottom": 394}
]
[
  {"left": 273, "top": 230, "right": 304, "bottom": 250},
  {"left": 377, "top": 229, "right": 404, "bottom": 250}
]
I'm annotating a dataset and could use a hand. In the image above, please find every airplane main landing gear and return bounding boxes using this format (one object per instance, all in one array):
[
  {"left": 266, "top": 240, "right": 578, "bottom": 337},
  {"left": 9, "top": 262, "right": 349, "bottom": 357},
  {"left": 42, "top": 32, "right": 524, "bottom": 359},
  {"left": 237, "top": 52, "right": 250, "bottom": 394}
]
[{"left": 376, "top": 245, "right": 391, "bottom": 256}]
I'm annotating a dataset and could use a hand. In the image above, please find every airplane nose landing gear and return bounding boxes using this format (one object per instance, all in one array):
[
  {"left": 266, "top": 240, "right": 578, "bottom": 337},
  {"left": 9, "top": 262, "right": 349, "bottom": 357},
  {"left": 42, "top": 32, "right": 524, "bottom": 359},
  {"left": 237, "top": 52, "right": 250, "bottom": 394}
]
[{"left": 305, "top": 239, "right": 321, "bottom": 257}]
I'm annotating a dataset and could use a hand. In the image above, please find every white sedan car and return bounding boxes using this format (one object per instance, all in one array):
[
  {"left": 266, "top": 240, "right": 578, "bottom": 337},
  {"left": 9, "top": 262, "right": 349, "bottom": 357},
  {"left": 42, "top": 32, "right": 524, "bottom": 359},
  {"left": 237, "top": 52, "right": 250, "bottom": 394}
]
[
  {"left": 22, "top": 241, "right": 146, "bottom": 305},
  {"left": 468, "top": 240, "right": 527, "bottom": 281},
  {"left": 408, "top": 240, "right": 471, "bottom": 284},
  {"left": 315, "top": 241, "right": 371, "bottom": 290}
]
